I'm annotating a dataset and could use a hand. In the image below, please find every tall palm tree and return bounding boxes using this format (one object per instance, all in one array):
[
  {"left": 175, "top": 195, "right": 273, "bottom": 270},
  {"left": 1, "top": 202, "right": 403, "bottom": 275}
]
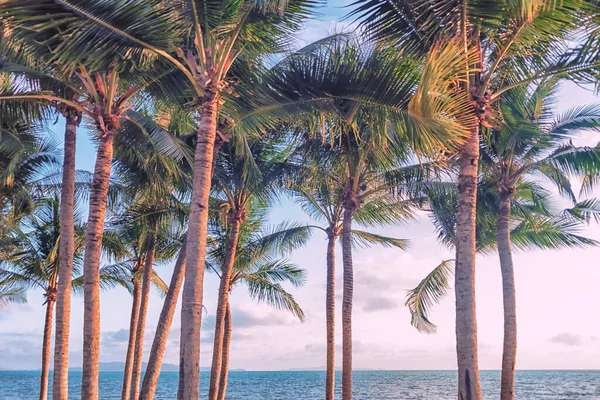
[
  {"left": 0, "top": 24, "right": 186, "bottom": 398},
  {"left": 0, "top": 3, "right": 319, "bottom": 396},
  {"left": 206, "top": 136, "right": 313, "bottom": 400},
  {"left": 0, "top": 196, "right": 130, "bottom": 400},
  {"left": 478, "top": 81, "right": 600, "bottom": 397},
  {"left": 269, "top": 36, "right": 450, "bottom": 399},
  {"left": 99, "top": 221, "right": 177, "bottom": 400},
  {"left": 291, "top": 165, "right": 421, "bottom": 400},
  {"left": 350, "top": 2, "right": 600, "bottom": 396},
  {"left": 206, "top": 202, "right": 307, "bottom": 400},
  {"left": 109, "top": 112, "right": 190, "bottom": 400},
  {"left": 407, "top": 179, "right": 600, "bottom": 398}
]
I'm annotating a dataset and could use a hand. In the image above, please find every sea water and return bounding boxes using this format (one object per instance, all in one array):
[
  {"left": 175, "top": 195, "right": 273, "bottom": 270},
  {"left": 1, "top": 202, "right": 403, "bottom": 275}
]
[{"left": 0, "top": 370, "right": 598, "bottom": 399}]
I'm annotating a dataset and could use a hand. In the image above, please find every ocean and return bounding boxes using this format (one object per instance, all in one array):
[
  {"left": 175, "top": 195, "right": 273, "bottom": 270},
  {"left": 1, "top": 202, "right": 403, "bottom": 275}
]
[{"left": 0, "top": 370, "right": 598, "bottom": 399}]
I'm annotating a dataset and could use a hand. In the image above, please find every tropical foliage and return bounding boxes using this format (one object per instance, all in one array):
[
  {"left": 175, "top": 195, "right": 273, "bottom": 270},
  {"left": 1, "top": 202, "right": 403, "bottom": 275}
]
[{"left": 1, "top": 2, "right": 600, "bottom": 400}]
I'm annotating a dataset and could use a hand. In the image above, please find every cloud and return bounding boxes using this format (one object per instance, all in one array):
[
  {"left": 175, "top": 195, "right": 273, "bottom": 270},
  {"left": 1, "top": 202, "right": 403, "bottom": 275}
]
[
  {"left": 549, "top": 332, "right": 584, "bottom": 346},
  {"left": 102, "top": 329, "right": 130, "bottom": 344},
  {"left": 362, "top": 296, "right": 397, "bottom": 312}
]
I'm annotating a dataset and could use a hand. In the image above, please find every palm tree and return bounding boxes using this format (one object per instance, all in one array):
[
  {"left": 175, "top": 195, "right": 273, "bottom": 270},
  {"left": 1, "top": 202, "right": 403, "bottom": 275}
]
[
  {"left": 477, "top": 81, "right": 600, "bottom": 397},
  {"left": 350, "top": 2, "right": 600, "bottom": 396},
  {"left": 0, "top": 26, "right": 187, "bottom": 398},
  {"left": 0, "top": 3, "right": 319, "bottom": 396},
  {"left": 0, "top": 196, "right": 84, "bottom": 400},
  {"left": 407, "top": 179, "right": 600, "bottom": 398},
  {"left": 206, "top": 202, "right": 307, "bottom": 400},
  {"left": 205, "top": 135, "right": 313, "bottom": 400},
  {"left": 106, "top": 114, "right": 190, "bottom": 400},
  {"left": 269, "top": 36, "right": 449, "bottom": 399}
]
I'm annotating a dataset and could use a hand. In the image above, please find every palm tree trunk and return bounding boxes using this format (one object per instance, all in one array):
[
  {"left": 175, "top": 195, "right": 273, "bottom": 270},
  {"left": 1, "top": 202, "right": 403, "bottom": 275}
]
[
  {"left": 40, "top": 290, "right": 56, "bottom": 400},
  {"left": 140, "top": 240, "right": 187, "bottom": 400},
  {"left": 455, "top": 127, "right": 482, "bottom": 400},
  {"left": 121, "top": 271, "right": 142, "bottom": 400},
  {"left": 497, "top": 194, "right": 516, "bottom": 400},
  {"left": 178, "top": 93, "right": 220, "bottom": 400},
  {"left": 131, "top": 228, "right": 158, "bottom": 400},
  {"left": 216, "top": 301, "right": 232, "bottom": 400},
  {"left": 82, "top": 131, "right": 115, "bottom": 400},
  {"left": 52, "top": 111, "right": 78, "bottom": 400},
  {"left": 208, "top": 217, "right": 242, "bottom": 400},
  {"left": 341, "top": 207, "right": 354, "bottom": 400},
  {"left": 325, "top": 231, "right": 337, "bottom": 400},
  {"left": 141, "top": 142, "right": 220, "bottom": 400}
]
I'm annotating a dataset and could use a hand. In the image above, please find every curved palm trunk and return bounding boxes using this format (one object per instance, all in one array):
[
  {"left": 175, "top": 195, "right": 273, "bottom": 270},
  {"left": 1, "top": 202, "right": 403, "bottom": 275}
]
[
  {"left": 216, "top": 301, "right": 232, "bottom": 400},
  {"left": 52, "top": 112, "right": 78, "bottom": 400},
  {"left": 40, "top": 290, "right": 56, "bottom": 400},
  {"left": 208, "top": 217, "right": 242, "bottom": 400},
  {"left": 497, "top": 195, "right": 516, "bottom": 400},
  {"left": 82, "top": 131, "right": 115, "bottom": 400},
  {"left": 131, "top": 229, "right": 158, "bottom": 400},
  {"left": 121, "top": 271, "right": 142, "bottom": 400},
  {"left": 455, "top": 127, "right": 482, "bottom": 400},
  {"left": 140, "top": 241, "right": 187, "bottom": 400},
  {"left": 341, "top": 207, "right": 354, "bottom": 400},
  {"left": 325, "top": 232, "right": 337, "bottom": 400},
  {"left": 178, "top": 93, "right": 220, "bottom": 400}
]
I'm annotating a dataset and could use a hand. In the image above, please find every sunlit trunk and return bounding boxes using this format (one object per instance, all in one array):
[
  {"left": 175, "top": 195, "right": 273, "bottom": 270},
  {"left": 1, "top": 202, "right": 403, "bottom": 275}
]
[
  {"left": 140, "top": 240, "right": 187, "bottom": 400},
  {"left": 121, "top": 268, "right": 141, "bottom": 400},
  {"left": 52, "top": 112, "right": 78, "bottom": 400},
  {"left": 131, "top": 227, "right": 158, "bottom": 400},
  {"left": 341, "top": 207, "right": 354, "bottom": 400},
  {"left": 498, "top": 194, "right": 516, "bottom": 400},
  {"left": 455, "top": 127, "right": 482, "bottom": 400},
  {"left": 178, "top": 93, "right": 220, "bottom": 400},
  {"left": 39, "top": 289, "right": 56, "bottom": 400},
  {"left": 216, "top": 301, "right": 232, "bottom": 400},
  {"left": 325, "top": 231, "right": 337, "bottom": 400},
  {"left": 82, "top": 131, "right": 115, "bottom": 400},
  {"left": 208, "top": 217, "right": 242, "bottom": 400}
]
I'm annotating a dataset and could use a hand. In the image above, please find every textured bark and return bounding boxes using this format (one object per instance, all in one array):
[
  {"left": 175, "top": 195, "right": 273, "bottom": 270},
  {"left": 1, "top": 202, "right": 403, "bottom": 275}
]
[
  {"left": 52, "top": 113, "right": 78, "bottom": 400},
  {"left": 39, "top": 294, "right": 56, "bottom": 400},
  {"left": 216, "top": 302, "right": 232, "bottom": 400},
  {"left": 178, "top": 93, "right": 219, "bottom": 400},
  {"left": 140, "top": 241, "right": 187, "bottom": 400},
  {"left": 121, "top": 271, "right": 142, "bottom": 400},
  {"left": 208, "top": 217, "right": 242, "bottom": 400},
  {"left": 498, "top": 195, "right": 517, "bottom": 400},
  {"left": 81, "top": 132, "right": 115, "bottom": 400},
  {"left": 341, "top": 207, "right": 354, "bottom": 400},
  {"left": 325, "top": 232, "right": 337, "bottom": 400},
  {"left": 455, "top": 127, "right": 482, "bottom": 400},
  {"left": 131, "top": 229, "right": 158, "bottom": 400}
]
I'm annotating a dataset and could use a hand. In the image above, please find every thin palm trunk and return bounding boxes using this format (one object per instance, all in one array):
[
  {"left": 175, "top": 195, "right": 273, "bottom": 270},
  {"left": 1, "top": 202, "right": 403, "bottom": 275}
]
[
  {"left": 325, "top": 231, "right": 337, "bottom": 400},
  {"left": 52, "top": 112, "right": 78, "bottom": 400},
  {"left": 82, "top": 131, "right": 115, "bottom": 400},
  {"left": 40, "top": 289, "right": 56, "bottom": 400},
  {"left": 140, "top": 241, "right": 187, "bottom": 400},
  {"left": 497, "top": 195, "right": 516, "bottom": 400},
  {"left": 130, "top": 228, "right": 158, "bottom": 400},
  {"left": 178, "top": 93, "right": 220, "bottom": 400},
  {"left": 208, "top": 217, "right": 242, "bottom": 400},
  {"left": 454, "top": 127, "right": 482, "bottom": 400},
  {"left": 121, "top": 270, "right": 142, "bottom": 400},
  {"left": 341, "top": 207, "right": 354, "bottom": 400},
  {"left": 216, "top": 301, "right": 232, "bottom": 400}
]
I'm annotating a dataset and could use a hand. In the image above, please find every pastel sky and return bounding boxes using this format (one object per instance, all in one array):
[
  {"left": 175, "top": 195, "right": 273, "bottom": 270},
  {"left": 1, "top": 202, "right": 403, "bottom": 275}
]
[{"left": 1, "top": 1, "right": 600, "bottom": 371}]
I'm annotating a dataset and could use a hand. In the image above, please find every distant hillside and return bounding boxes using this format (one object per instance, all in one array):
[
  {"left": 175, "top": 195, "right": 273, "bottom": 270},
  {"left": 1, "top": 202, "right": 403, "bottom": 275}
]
[{"left": 68, "top": 362, "right": 245, "bottom": 372}]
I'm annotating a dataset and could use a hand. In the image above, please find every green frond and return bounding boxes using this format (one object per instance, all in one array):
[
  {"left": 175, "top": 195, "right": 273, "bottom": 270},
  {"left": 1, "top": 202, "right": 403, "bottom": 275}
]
[
  {"left": 351, "top": 230, "right": 409, "bottom": 250},
  {"left": 405, "top": 259, "right": 454, "bottom": 334}
]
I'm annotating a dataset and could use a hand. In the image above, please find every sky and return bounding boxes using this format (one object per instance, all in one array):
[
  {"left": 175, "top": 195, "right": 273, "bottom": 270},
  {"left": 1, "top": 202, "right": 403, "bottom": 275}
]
[{"left": 1, "top": 1, "right": 600, "bottom": 372}]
